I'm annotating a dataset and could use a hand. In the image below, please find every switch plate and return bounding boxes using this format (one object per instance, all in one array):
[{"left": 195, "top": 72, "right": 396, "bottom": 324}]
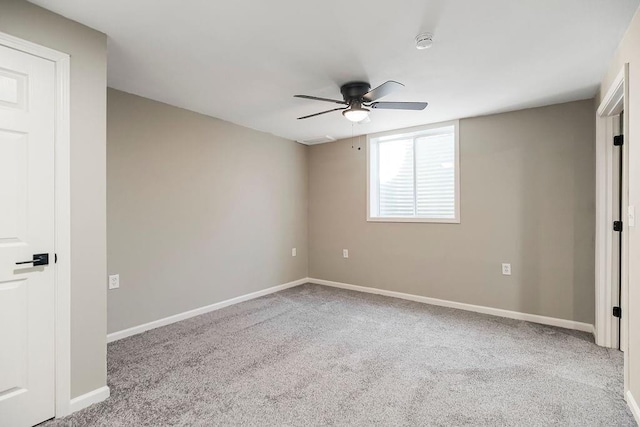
[
  {"left": 292, "top": 248, "right": 297, "bottom": 257},
  {"left": 343, "top": 249, "right": 349, "bottom": 258},
  {"left": 108, "top": 274, "right": 120, "bottom": 290},
  {"left": 501, "top": 263, "right": 511, "bottom": 276},
  {"left": 629, "top": 205, "right": 636, "bottom": 227}
]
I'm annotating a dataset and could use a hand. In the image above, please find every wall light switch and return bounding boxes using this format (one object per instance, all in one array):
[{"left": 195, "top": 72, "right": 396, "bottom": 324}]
[
  {"left": 108, "top": 274, "right": 120, "bottom": 290},
  {"left": 292, "top": 248, "right": 297, "bottom": 257},
  {"left": 501, "top": 263, "right": 511, "bottom": 276},
  {"left": 343, "top": 249, "right": 349, "bottom": 258}
]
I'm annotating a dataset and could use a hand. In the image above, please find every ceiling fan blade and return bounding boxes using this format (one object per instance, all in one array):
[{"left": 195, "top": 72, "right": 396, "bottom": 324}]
[
  {"left": 369, "top": 101, "right": 428, "bottom": 110},
  {"left": 294, "top": 95, "right": 347, "bottom": 105},
  {"left": 362, "top": 81, "right": 404, "bottom": 102},
  {"left": 297, "top": 107, "right": 347, "bottom": 120}
]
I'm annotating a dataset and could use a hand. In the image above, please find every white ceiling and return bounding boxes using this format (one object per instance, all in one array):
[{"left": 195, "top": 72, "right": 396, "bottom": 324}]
[{"left": 30, "top": 0, "right": 639, "bottom": 143}]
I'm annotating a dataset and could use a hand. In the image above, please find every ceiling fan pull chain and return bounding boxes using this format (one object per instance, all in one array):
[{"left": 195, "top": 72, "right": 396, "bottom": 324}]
[{"left": 351, "top": 122, "right": 354, "bottom": 149}]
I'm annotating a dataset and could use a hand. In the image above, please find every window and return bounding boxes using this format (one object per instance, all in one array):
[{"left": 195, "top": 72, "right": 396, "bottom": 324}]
[{"left": 367, "top": 121, "right": 459, "bottom": 223}]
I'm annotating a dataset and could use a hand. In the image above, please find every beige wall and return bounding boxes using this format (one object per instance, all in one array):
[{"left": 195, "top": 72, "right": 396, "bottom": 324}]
[
  {"left": 600, "top": 6, "right": 640, "bottom": 408},
  {"left": 0, "top": 0, "right": 107, "bottom": 398},
  {"left": 107, "top": 89, "right": 308, "bottom": 333},
  {"left": 309, "top": 99, "right": 595, "bottom": 324}
]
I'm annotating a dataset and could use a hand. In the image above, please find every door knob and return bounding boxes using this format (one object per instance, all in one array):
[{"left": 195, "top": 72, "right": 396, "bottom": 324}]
[{"left": 16, "top": 253, "right": 49, "bottom": 266}]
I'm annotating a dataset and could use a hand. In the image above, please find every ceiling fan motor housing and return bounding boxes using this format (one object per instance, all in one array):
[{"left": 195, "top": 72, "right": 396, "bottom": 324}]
[{"left": 340, "top": 82, "right": 371, "bottom": 103}]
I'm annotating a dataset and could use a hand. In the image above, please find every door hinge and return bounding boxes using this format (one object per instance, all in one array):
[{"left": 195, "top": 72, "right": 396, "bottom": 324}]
[
  {"left": 614, "top": 135, "right": 624, "bottom": 146},
  {"left": 613, "top": 221, "right": 623, "bottom": 232},
  {"left": 613, "top": 306, "right": 622, "bottom": 318}
]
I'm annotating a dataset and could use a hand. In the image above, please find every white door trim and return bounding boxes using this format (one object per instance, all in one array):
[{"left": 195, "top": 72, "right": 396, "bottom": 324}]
[
  {"left": 0, "top": 31, "right": 72, "bottom": 418},
  {"left": 595, "top": 64, "right": 629, "bottom": 393}
]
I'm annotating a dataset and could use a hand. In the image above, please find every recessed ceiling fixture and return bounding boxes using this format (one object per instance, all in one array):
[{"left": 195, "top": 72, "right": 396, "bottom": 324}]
[
  {"left": 301, "top": 135, "right": 337, "bottom": 145},
  {"left": 415, "top": 32, "right": 433, "bottom": 50},
  {"left": 294, "top": 81, "right": 428, "bottom": 122}
]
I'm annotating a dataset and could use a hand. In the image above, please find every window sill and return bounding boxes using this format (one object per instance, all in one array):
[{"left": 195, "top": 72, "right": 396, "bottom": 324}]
[{"left": 367, "top": 216, "right": 460, "bottom": 224}]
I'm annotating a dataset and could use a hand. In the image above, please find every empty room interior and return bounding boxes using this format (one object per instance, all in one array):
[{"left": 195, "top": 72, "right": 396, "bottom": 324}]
[{"left": 2, "top": 0, "right": 640, "bottom": 425}]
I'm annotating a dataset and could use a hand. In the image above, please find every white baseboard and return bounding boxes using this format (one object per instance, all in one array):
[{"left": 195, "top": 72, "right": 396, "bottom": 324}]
[
  {"left": 628, "top": 391, "right": 640, "bottom": 424},
  {"left": 107, "top": 276, "right": 595, "bottom": 343},
  {"left": 67, "top": 386, "right": 110, "bottom": 415},
  {"left": 308, "top": 278, "right": 594, "bottom": 333},
  {"left": 107, "top": 278, "right": 308, "bottom": 343}
]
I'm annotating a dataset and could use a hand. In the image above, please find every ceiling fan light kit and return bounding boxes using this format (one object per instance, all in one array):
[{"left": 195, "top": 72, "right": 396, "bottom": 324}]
[
  {"left": 294, "top": 80, "right": 428, "bottom": 122},
  {"left": 342, "top": 105, "right": 370, "bottom": 122}
]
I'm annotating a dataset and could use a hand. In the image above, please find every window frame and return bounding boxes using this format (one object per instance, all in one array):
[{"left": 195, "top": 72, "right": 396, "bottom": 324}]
[{"left": 366, "top": 120, "right": 460, "bottom": 224}]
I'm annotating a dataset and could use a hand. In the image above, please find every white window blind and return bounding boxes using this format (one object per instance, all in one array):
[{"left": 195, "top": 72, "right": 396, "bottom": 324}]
[
  {"left": 368, "top": 123, "right": 459, "bottom": 223},
  {"left": 415, "top": 134, "right": 455, "bottom": 218},
  {"left": 378, "top": 139, "right": 414, "bottom": 217}
]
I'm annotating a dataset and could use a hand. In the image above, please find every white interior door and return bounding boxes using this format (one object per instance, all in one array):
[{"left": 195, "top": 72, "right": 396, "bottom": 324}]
[{"left": 0, "top": 44, "right": 56, "bottom": 426}]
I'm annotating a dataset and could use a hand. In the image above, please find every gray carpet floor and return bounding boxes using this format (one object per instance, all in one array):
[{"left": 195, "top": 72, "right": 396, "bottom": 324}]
[{"left": 46, "top": 283, "right": 635, "bottom": 426}]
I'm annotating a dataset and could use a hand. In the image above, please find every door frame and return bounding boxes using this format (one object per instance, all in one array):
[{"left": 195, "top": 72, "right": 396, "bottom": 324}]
[
  {"left": 0, "top": 32, "right": 72, "bottom": 417},
  {"left": 595, "top": 64, "right": 629, "bottom": 391}
]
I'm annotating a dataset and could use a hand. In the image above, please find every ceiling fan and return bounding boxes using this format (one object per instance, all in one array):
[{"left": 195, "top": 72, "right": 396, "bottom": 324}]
[{"left": 294, "top": 81, "right": 428, "bottom": 122}]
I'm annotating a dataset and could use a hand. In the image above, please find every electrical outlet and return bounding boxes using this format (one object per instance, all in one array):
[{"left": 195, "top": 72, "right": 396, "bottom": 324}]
[
  {"left": 292, "top": 248, "right": 297, "bottom": 257},
  {"left": 343, "top": 249, "right": 349, "bottom": 258},
  {"left": 108, "top": 274, "right": 120, "bottom": 290},
  {"left": 501, "top": 263, "right": 511, "bottom": 276}
]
